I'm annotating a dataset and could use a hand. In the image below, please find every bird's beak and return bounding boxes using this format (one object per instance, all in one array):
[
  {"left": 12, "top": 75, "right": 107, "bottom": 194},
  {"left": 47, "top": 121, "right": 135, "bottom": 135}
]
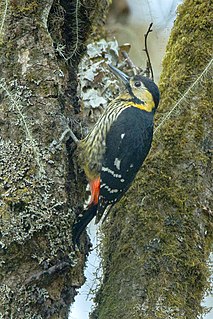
[{"left": 108, "top": 64, "right": 129, "bottom": 85}]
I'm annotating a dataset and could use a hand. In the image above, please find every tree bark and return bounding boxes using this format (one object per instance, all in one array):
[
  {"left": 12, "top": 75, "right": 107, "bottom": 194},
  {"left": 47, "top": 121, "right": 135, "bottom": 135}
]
[
  {"left": 0, "top": 1, "right": 108, "bottom": 318},
  {"left": 91, "top": 1, "right": 213, "bottom": 318}
]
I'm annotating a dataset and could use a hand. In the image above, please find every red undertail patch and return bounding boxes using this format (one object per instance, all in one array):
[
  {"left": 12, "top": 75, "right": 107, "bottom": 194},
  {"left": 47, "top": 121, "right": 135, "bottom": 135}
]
[{"left": 89, "top": 177, "right": 100, "bottom": 206}]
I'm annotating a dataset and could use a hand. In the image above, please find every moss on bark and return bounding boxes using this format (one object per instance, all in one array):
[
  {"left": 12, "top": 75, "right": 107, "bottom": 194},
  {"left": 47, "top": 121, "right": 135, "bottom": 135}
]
[{"left": 91, "top": 1, "right": 213, "bottom": 318}]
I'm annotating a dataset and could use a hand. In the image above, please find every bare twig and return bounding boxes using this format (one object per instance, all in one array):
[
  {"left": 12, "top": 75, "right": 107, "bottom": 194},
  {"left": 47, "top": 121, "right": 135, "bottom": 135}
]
[
  {"left": 143, "top": 23, "right": 154, "bottom": 81},
  {"left": 120, "top": 23, "right": 154, "bottom": 80}
]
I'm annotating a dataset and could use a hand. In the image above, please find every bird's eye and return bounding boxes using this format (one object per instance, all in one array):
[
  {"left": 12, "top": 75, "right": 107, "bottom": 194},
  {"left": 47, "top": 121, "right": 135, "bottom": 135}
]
[{"left": 134, "top": 81, "right": 141, "bottom": 87}]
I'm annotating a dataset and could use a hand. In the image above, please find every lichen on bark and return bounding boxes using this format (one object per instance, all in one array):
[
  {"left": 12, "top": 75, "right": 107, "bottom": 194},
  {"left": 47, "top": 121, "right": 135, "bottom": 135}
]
[
  {"left": 91, "top": 1, "right": 213, "bottom": 318},
  {"left": 0, "top": 0, "right": 110, "bottom": 318}
]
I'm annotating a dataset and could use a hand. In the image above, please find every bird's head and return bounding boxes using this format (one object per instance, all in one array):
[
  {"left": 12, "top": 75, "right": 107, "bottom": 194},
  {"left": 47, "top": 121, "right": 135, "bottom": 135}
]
[{"left": 109, "top": 64, "right": 160, "bottom": 113}]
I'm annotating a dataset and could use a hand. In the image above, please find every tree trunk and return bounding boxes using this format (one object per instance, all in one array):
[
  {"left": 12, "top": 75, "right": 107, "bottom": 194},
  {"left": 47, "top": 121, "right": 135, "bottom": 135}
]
[
  {"left": 0, "top": 1, "right": 108, "bottom": 318},
  {"left": 91, "top": 1, "right": 213, "bottom": 318}
]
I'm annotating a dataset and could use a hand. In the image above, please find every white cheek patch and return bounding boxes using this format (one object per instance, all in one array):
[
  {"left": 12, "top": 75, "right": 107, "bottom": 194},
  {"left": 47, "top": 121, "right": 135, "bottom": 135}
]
[
  {"left": 114, "top": 158, "right": 121, "bottom": 170},
  {"left": 121, "top": 133, "right": 125, "bottom": 139}
]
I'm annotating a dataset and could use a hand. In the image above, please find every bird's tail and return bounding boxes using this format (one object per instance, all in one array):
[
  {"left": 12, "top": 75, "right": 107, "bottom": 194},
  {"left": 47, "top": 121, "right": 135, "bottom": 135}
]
[{"left": 72, "top": 204, "right": 98, "bottom": 246}]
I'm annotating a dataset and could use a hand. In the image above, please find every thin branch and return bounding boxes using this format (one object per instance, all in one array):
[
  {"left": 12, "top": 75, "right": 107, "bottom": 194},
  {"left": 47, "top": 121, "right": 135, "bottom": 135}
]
[
  {"left": 120, "top": 23, "right": 155, "bottom": 79},
  {"left": 143, "top": 23, "right": 154, "bottom": 81}
]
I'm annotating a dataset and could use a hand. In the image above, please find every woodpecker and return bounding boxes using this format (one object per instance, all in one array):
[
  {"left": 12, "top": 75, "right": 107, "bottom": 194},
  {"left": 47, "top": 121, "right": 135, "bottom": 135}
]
[{"left": 73, "top": 64, "right": 160, "bottom": 244}]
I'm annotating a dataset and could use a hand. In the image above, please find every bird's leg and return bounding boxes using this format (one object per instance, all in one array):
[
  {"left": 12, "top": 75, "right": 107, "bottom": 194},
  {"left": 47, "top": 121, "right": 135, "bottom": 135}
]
[
  {"left": 49, "top": 126, "right": 79, "bottom": 151},
  {"left": 61, "top": 127, "right": 79, "bottom": 144}
]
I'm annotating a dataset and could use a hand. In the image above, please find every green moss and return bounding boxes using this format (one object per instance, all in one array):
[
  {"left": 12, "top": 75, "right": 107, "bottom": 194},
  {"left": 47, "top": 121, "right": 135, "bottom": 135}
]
[{"left": 91, "top": 1, "right": 213, "bottom": 318}]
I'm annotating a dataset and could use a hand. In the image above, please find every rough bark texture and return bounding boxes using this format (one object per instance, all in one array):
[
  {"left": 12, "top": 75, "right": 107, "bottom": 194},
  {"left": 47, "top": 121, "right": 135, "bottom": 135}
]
[
  {"left": 0, "top": 1, "right": 108, "bottom": 318},
  {"left": 91, "top": 1, "right": 213, "bottom": 318}
]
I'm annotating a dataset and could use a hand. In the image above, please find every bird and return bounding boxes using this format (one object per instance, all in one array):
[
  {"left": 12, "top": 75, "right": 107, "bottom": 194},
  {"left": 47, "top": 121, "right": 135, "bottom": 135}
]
[{"left": 72, "top": 64, "right": 160, "bottom": 245}]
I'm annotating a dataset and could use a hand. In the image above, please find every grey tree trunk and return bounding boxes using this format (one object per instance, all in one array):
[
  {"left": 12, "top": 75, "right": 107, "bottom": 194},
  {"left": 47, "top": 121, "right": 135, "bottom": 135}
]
[
  {"left": 0, "top": 1, "right": 108, "bottom": 318},
  {"left": 91, "top": 1, "right": 213, "bottom": 318}
]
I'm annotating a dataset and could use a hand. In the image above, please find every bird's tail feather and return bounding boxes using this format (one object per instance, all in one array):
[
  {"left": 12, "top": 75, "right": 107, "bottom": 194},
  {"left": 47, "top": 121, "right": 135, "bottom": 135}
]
[{"left": 72, "top": 204, "right": 98, "bottom": 245}]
